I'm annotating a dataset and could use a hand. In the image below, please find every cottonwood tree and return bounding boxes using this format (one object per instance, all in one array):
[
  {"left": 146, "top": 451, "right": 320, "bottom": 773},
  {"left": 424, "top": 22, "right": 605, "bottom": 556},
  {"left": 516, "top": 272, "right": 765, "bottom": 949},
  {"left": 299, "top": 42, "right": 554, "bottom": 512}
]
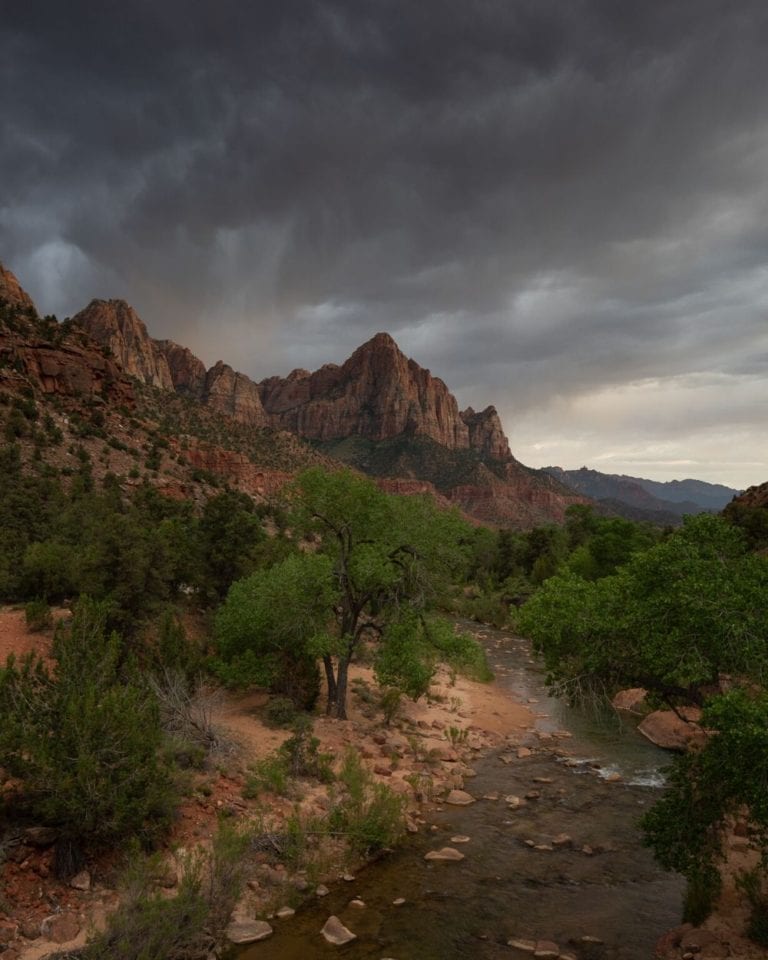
[{"left": 215, "top": 467, "right": 484, "bottom": 718}]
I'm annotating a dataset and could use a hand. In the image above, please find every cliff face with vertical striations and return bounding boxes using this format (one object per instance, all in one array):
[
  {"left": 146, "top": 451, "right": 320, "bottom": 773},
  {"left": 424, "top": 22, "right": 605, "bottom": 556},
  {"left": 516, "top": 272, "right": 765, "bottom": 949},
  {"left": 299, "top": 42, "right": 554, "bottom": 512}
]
[
  {"left": 0, "top": 264, "right": 36, "bottom": 311},
  {"left": 74, "top": 300, "right": 174, "bottom": 390},
  {"left": 258, "top": 332, "right": 475, "bottom": 450}
]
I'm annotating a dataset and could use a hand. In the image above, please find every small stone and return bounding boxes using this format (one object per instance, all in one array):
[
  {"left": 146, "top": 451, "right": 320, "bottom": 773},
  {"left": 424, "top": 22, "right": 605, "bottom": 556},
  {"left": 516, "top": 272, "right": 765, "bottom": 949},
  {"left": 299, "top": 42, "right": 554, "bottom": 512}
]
[
  {"left": 349, "top": 899, "right": 365, "bottom": 909},
  {"left": 22, "top": 826, "right": 58, "bottom": 847},
  {"left": 517, "top": 747, "right": 533, "bottom": 758},
  {"left": 533, "top": 941, "right": 560, "bottom": 959},
  {"left": 525, "top": 790, "right": 541, "bottom": 800},
  {"left": 580, "top": 935, "right": 604, "bottom": 944},
  {"left": 450, "top": 835, "right": 471, "bottom": 843},
  {"left": 445, "top": 789, "right": 475, "bottom": 806},
  {"left": 483, "top": 791, "right": 500, "bottom": 800},
  {"left": 0, "top": 922, "right": 19, "bottom": 944},
  {"left": 341, "top": 872, "right": 355, "bottom": 881},
  {"left": 507, "top": 939, "right": 537, "bottom": 953},
  {"left": 533, "top": 777, "right": 553, "bottom": 784},
  {"left": 551, "top": 833, "right": 572, "bottom": 848},
  {"left": 276, "top": 906, "right": 295, "bottom": 918},
  {"left": 581, "top": 845, "right": 594, "bottom": 856},
  {"left": 392, "top": 897, "right": 406, "bottom": 906},
  {"left": 227, "top": 920, "right": 274, "bottom": 944},
  {"left": 41, "top": 914, "right": 81, "bottom": 944},
  {"left": 534, "top": 844, "right": 553, "bottom": 852},
  {"left": 316, "top": 884, "right": 330, "bottom": 897},
  {"left": 604, "top": 772, "right": 622, "bottom": 783},
  {"left": 321, "top": 916, "right": 357, "bottom": 945},
  {"left": 70, "top": 869, "right": 91, "bottom": 891},
  {"left": 424, "top": 847, "right": 465, "bottom": 861}
]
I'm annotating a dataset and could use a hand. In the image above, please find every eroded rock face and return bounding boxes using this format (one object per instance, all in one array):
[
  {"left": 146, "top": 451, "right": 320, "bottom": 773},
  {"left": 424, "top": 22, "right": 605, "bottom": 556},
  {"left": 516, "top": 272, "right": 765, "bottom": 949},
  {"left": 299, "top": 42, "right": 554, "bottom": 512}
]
[
  {"left": 204, "top": 361, "right": 268, "bottom": 427},
  {"left": 156, "top": 339, "right": 207, "bottom": 399},
  {"left": 74, "top": 299, "right": 174, "bottom": 390},
  {"left": 259, "top": 333, "right": 479, "bottom": 450},
  {"left": 0, "top": 263, "right": 35, "bottom": 310},
  {"left": 460, "top": 405, "right": 511, "bottom": 459}
]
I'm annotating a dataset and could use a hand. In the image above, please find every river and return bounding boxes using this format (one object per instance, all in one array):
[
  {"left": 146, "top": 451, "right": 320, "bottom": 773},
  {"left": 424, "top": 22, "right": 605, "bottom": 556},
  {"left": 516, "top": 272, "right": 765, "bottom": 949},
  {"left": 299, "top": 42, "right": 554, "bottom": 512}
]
[{"left": 235, "top": 623, "right": 683, "bottom": 959}]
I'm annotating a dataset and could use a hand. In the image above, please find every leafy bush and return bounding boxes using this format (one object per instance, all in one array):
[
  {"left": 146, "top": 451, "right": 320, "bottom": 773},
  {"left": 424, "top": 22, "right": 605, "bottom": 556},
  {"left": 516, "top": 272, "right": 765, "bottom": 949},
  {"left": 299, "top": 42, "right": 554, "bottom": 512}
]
[
  {"left": 24, "top": 598, "right": 52, "bottom": 632},
  {"left": 329, "top": 750, "right": 406, "bottom": 857},
  {"left": 80, "top": 820, "right": 251, "bottom": 960},
  {"left": 0, "top": 600, "right": 178, "bottom": 874},
  {"left": 264, "top": 695, "right": 299, "bottom": 728}
]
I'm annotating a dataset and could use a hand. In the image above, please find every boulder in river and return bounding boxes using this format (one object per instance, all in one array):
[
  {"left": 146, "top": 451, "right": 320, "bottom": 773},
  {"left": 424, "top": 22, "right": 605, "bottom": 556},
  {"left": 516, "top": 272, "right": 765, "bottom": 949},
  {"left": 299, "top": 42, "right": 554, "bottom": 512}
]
[
  {"left": 611, "top": 687, "right": 648, "bottom": 713},
  {"left": 637, "top": 708, "right": 707, "bottom": 751},
  {"left": 226, "top": 920, "right": 273, "bottom": 944},
  {"left": 424, "top": 847, "right": 465, "bottom": 861},
  {"left": 321, "top": 916, "right": 357, "bottom": 945},
  {"left": 446, "top": 789, "right": 475, "bottom": 805}
]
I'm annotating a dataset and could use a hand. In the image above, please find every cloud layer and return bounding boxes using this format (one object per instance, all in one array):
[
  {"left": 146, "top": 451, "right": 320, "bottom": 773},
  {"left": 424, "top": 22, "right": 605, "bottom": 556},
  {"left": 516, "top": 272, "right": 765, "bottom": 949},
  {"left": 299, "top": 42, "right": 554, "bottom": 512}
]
[{"left": 2, "top": 1, "right": 767, "bottom": 487}]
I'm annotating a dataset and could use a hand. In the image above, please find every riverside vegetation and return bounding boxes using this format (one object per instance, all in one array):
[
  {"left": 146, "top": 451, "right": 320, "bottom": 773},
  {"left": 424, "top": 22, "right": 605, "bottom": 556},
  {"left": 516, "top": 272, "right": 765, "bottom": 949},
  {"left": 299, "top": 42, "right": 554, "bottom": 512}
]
[{"left": 2, "top": 292, "right": 768, "bottom": 954}]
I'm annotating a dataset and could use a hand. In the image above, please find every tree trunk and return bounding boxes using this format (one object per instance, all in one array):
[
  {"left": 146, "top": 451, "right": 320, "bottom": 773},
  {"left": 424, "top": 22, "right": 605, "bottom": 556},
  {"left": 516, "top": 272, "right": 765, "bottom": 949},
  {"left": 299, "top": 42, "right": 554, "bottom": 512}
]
[
  {"left": 323, "top": 654, "right": 338, "bottom": 715},
  {"left": 335, "top": 656, "right": 350, "bottom": 720}
]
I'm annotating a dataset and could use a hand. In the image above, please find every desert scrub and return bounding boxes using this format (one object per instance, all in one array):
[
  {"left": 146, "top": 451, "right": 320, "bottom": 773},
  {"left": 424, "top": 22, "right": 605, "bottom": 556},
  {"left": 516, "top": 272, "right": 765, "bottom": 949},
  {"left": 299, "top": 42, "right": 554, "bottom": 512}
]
[
  {"left": 24, "top": 598, "right": 52, "bottom": 632},
  {"left": 79, "top": 820, "right": 252, "bottom": 960},
  {"left": 329, "top": 750, "right": 406, "bottom": 857}
]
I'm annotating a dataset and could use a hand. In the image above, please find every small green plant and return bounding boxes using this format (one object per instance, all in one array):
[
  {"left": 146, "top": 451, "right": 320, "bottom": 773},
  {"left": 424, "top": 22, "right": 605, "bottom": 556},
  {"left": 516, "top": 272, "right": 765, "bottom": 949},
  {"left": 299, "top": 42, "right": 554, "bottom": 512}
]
[
  {"left": 264, "top": 695, "right": 298, "bottom": 728},
  {"left": 738, "top": 868, "right": 768, "bottom": 946},
  {"left": 329, "top": 750, "right": 406, "bottom": 857},
  {"left": 280, "top": 715, "right": 334, "bottom": 783},
  {"left": 446, "top": 725, "right": 468, "bottom": 747},
  {"left": 24, "top": 599, "right": 53, "bottom": 632},
  {"left": 243, "top": 753, "right": 290, "bottom": 799},
  {"left": 379, "top": 687, "right": 402, "bottom": 726}
]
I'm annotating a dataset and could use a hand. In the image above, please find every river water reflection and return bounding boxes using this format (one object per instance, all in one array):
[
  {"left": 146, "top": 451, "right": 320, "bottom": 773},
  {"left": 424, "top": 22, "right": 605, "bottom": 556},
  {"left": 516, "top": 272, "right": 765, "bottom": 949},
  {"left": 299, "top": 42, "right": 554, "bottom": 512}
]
[{"left": 236, "top": 623, "right": 683, "bottom": 960}]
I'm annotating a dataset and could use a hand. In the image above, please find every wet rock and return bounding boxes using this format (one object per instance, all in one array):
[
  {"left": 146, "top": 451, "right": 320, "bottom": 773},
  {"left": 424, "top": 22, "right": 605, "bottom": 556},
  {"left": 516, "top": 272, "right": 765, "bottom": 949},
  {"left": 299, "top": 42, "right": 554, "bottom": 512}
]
[
  {"left": 638, "top": 708, "right": 707, "bottom": 752},
  {"left": 276, "top": 906, "right": 295, "bottom": 918},
  {"left": 450, "top": 835, "right": 471, "bottom": 843},
  {"left": 611, "top": 688, "right": 648, "bottom": 713},
  {"left": 484, "top": 791, "right": 500, "bottom": 800},
  {"left": 41, "top": 914, "right": 81, "bottom": 944},
  {"left": 507, "top": 939, "right": 537, "bottom": 953},
  {"left": 534, "top": 844, "right": 553, "bottom": 852},
  {"left": 321, "top": 916, "right": 357, "bottom": 945},
  {"left": 533, "top": 941, "right": 560, "bottom": 959},
  {"left": 533, "top": 777, "right": 553, "bottom": 784},
  {"left": 446, "top": 789, "right": 475, "bottom": 806},
  {"left": 551, "top": 833, "right": 572, "bottom": 848},
  {"left": 392, "top": 897, "right": 406, "bottom": 906},
  {"left": 349, "top": 899, "right": 365, "bottom": 909},
  {"left": 424, "top": 847, "right": 465, "bottom": 861},
  {"left": 525, "top": 790, "right": 541, "bottom": 800},
  {"left": 316, "top": 884, "right": 330, "bottom": 897},
  {"left": 226, "top": 920, "right": 274, "bottom": 944}
]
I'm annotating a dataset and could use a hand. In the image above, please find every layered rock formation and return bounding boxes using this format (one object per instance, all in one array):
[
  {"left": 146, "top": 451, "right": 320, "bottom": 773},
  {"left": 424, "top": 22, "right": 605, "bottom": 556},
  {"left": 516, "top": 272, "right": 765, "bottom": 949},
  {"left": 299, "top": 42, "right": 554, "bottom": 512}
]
[
  {"left": 155, "top": 339, "right": 207, "bottom": 398},
  {"left": 459, "top": 406, "right": 510, "bottom": 460},
  {"left": 203, "top": 361, "right": 268, "bottom": 428},
  {"left": 74, "top": 300, "right": 174, "bottom": 390},
  {"left": 258, "top": 332, "right": 480, "bottom": 450},
  {"left": 1, "top": 268, "right": 134, "bottom": 406},
  {"left": 0, "top": 264, "right": 35, "bottom": 311}
]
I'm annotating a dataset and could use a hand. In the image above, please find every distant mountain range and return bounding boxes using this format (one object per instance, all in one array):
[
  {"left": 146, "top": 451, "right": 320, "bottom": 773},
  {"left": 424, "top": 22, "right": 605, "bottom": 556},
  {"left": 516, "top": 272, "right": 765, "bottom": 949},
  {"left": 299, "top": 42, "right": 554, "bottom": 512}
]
[
  {"left": 1, "top": 260, "right": 752, "bottom": 530},
  {"left": 543, "top": 466, "right": 741, "bottom": 524}
]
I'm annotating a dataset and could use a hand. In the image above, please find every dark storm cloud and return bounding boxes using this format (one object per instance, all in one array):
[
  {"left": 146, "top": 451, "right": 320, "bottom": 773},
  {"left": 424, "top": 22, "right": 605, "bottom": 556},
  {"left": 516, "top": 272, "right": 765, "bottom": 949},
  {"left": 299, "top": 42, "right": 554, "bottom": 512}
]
[{"left": 1, "top": 0, "right": 767, "bottom": 484}]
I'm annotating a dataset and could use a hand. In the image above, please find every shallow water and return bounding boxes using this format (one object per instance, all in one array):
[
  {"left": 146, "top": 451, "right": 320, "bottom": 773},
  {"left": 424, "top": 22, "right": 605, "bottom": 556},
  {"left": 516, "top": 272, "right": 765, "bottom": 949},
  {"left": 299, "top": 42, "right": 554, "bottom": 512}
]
[{"left": 236, "top": 623, "right": 683, "bottom": 960}]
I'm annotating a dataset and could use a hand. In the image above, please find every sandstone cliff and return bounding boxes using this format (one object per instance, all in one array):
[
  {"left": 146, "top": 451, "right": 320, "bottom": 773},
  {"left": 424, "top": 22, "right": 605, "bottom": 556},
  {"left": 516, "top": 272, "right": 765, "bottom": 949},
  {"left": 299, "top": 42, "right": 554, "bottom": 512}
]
[
  {"left": 460, "top": 406, "right": 510, "bottom": 460},
  {"left": 155, "top": 339, "right": 208, "bottom": 399},
  {"left": 258, "top": 333, "right": 476, "bottom": 450},
  {"left": 0, "top": 263, "right": 35, "bottom": 311},
  {"left": 203, "top": 361, "right": 268, "bottom": 428},
  {"left": 74, "top": 299, "right": 174, "bottom": 390}
]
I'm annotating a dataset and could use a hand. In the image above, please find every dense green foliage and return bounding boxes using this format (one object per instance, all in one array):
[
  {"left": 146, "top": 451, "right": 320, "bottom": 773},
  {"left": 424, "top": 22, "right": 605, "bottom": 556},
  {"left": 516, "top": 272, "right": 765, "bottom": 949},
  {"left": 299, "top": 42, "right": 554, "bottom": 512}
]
[
  {"left": 216, "top": 467, "right": 487, "bottom": 717},
  {"left": 518, "top": 514, "right": 768, "bottom": 703},
  {"left": 0, "top": 601, "right": 177, "bottom": 872},
  {"left": 517, "top": 510, "right": 768, "bottom": 930}
]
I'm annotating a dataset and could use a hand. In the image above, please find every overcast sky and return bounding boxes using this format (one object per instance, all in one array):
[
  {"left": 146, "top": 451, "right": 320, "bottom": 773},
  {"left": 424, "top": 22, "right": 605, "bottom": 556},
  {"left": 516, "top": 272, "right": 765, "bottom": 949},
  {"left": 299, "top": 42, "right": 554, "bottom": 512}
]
[{"left": 2, "top": 1, "right": 767, "bottom": 488}]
